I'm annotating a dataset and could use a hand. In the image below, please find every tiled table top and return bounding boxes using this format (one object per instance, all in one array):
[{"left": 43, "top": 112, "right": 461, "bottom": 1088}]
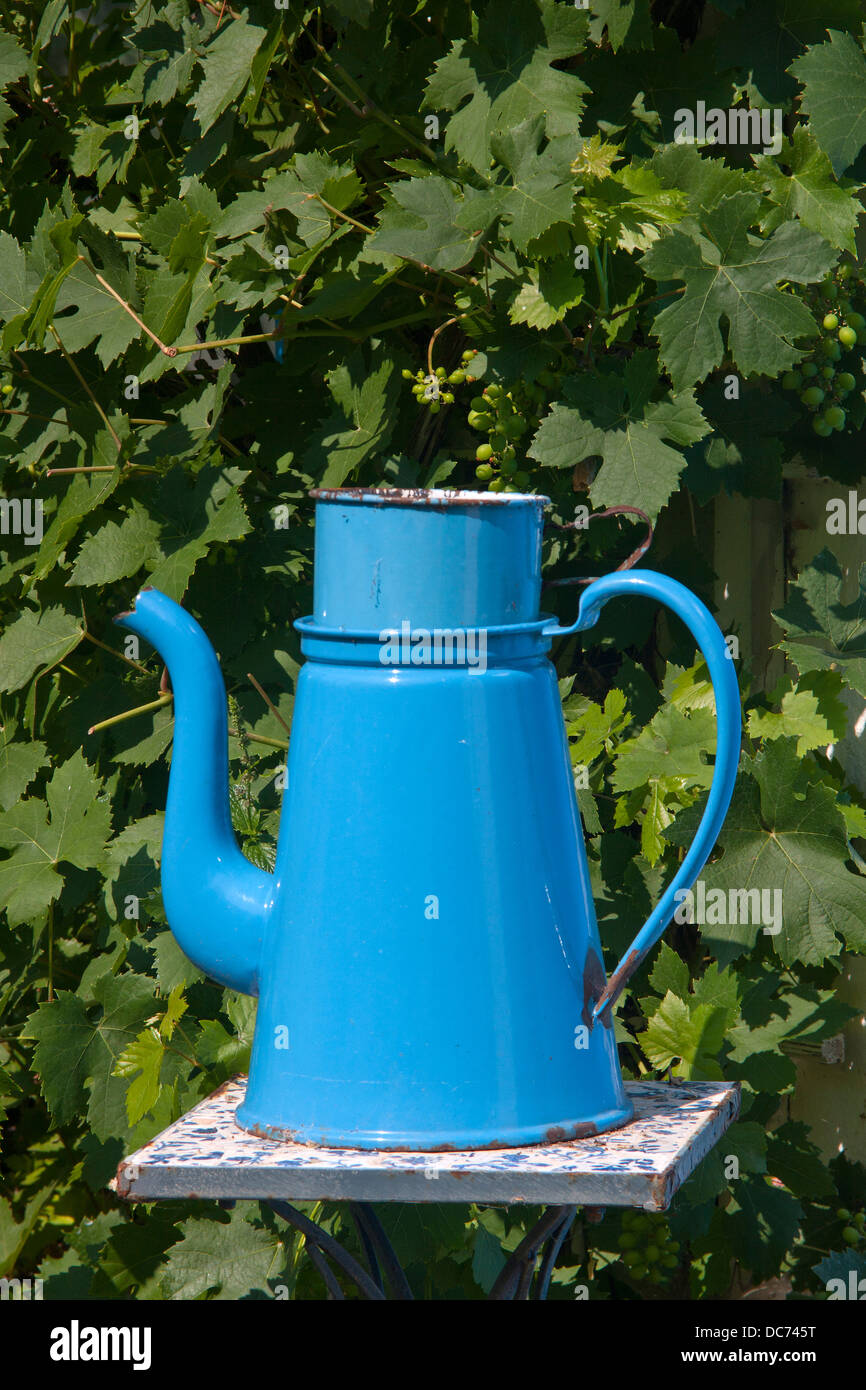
[{"left": 113, "top": 1078, "right": 740, "bottom": 1211}]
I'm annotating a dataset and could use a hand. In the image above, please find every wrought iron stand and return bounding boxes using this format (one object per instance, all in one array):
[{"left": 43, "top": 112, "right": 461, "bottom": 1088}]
[{"left": 113, "top": 1078, "right": 739, "bottom": 1301}]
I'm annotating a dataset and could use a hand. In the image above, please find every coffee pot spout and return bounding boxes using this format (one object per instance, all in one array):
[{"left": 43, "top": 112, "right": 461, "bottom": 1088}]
[{"left": 114, "top": 589, "right": 275, "bottom": 995}]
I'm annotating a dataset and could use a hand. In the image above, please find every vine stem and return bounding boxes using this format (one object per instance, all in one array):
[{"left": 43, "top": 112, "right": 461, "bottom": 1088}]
[
  {"left": 46, "top": 464, "right": 157, "bottom": 475},
  {"left": 309, "top": 63, "right": 361, "bottom": 121},
  {"left": 581, "top": 286, "right": 686, "bottom": 362},
  {"left": 172, "top": 331, "right": 281, "bottom": 354},
  {"left": 307, "top": 193, "right": 478, "bottom": 290},
  {"left": 81, "top": 628, "right": 151, "bottom": 675},
  {"left": 1, "top": 407, "right": 67, "bottom": 425},
  {"left": 49, "top": 324, "right": 121, "bottom": 451},
  {"left": 306, "top": 30, "right": 438, "bottom": 166},
  {"left": 88, "top": 693, "right": 173, "bottom": 735},
  {"left": 228, "top": 727, "right": 289, "bottom": 751},
  {"left": 47, "top": 902, "right": 54, "bottom": 1003},
  {"left": 11, "top": 355, "right": 80, "bottom": 410},
  {"left": 78, "top": 257, "right": 178, "bottom": 357},
  {"left": 426, "top": 315, "right": 461, "bottom": 376},
  {"left": 90, "top": 685, "right": 289, "bottom": 748},
  {"left": 592, "top": 246, "right": 609, "bottom": 316},
  {"left": 247, "top": 672, "right": 291, "bottom": 736},
  {"left": 306, "top": 192, "right": 373, "bottom": 237},
  {"left": 482, "top": 245, "right": 520, "bottom": 279}
]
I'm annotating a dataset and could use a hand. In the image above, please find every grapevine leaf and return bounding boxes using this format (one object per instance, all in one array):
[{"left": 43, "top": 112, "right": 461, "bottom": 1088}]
[
  {"left": 648, "top": 941, "right": 690, "bottom": 1000},
  {"left": 641, "top": 991, "right": 728, "bottom": 1079},
  {"left": 22, "top": 991, "right": 94, "bottom": 1124},
  {"left": 370, "top": 176, "right": 481, "bottom": 271},
  {"left": 588, "top": 0, "right": 653, "bottom": 52},
  {"left": 767, "top": 1122, "right": 835, "bottom": 1199},
  {"left": 24, "top": 972, "right": 155, "bottom": 1130},
  {"left": 773, "top": 548, "right": 866, "bottom": 698},
  {"left": 144, "top": 464, "right": 251, "bottom": 601},
  {"left": 650, "top": 142, "right": 754, "bottom": 216},
  {"left": 565, "top": 688, "right": 630, "bottom": 765},
  {"left": 302, "top": 349, "right": 400, "bottom": 487},
  {"left": 0, "top": 799, "right": 63, "bottom": 924},
  {"left": 32, "top": 470, "right": 122, "bottom": 582},
  {"left": 746, "top": 686, "right": 847, "bottom": 755},
  {"left": 84, "top": 973, "right": 160, "bottom": 1141},
  {"left": 571, "top": 144, "right": 688, "bottom": 254},
  {"left": 755, "top": 128, "right": 863, "bottom": 254},
  {"left": 0, "top": 751, "right": 112, "bottom": 924},
  {"left": 100, "top": 815, "right": 164, "bottom": 923},
  {"left": 114, "top": 1028, "right": 164, "bottom": 1126},
  {"left": 724, "top": 1121, "right": 767, "bottom": 1177},
  {"left": 684, "top": 380, "right": 796, "bottom": 502},
  {"left": 76, "top": 233, "right": 143, "bottom": 332},
  {"left": 0, "top": 29, "right": 28, "bottom": 89},
  {"left": 0, "top": 230, "right": 38, "bottom": 329},
  {"left": 273, "top": 154, "right": 363, "bottom": 248},
  {"left": 641, "top": 192, "right": 836, "bottom": 387},
  {"left": 509, "top": 262, "right": 584, "bottom": 329},
  {"left": 422, "top": 0, "right": 589, "bottom": 174},
  {"left": 489, "top": 118, "right": 575, "bottom": 252},
  {"left": 45, "top": 749, "right": 113, "bottom": 869},
  {"left": 96, "top": 1218, "right": 182, "bottom": 1297},
  {"left": 194, "top": 1018, "right": 250, "bottom": 1074},
  {"left": 612, "top": 705, "right": 716, "bottom": 793},
  {"left": 192, "top": 16, "right": 266, "bottom": 136},
  {"left": 160, "top": 1208, "right": 285, "bottom": 1300},
  {"left": 668, "top": 739, "right": 866, "bottom": 966},
  {"left": 789, "top": 29, "right": 866, "bottom": 176},
  {"left": 0, "top": 605, "right": 82, "bottom": 693},
  {"left": 529, "top": 351, "right": 709, "bottom": 519},
  {"left": 139, "top": 17, "right": 198, "bottom": 108},
  {"left": 714, "top": 0, "right": 864, "bottom": 108},
  {"left": 722, "top": 1178, "right": 803, "bottom": 1280},
  {"left": 0, "top": 723, "right": 47, "bottom": 811},
  {"left": 472, "top": 1226, "right": 506, "bottom": 1293},
  {"left": 69, "top": 501, "right": 163, "bottom": 587},
  {"left": 691, "top": 962, "right": 741, "bottom": 1023}
]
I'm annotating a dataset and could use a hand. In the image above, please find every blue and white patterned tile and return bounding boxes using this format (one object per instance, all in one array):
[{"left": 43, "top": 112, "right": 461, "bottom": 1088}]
[{"left": 113, "top": 1079, "right": 739, "bottom": 1210}]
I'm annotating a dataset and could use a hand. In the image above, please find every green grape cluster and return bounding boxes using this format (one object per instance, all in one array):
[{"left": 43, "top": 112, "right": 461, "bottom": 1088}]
[
  {"left": 837, "top": 1206, "right": 866, "bottom": 1246},
  {"left": 781, "top": 262, "right": 866, "bottom": 436},
  {"left": 469, "top": 370, "right": 559, "bottom": 492},
  {"left": 401, "top": 348, "right": 478, "bottom": 414},
  {"left": 618, "top": 1210, "right": 680, "bottom": 1284}
]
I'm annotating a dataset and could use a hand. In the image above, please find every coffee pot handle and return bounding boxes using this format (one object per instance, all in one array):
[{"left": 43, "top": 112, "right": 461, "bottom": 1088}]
[{"left": 542, "top": 570, "right": 741, "bottom": 1022}]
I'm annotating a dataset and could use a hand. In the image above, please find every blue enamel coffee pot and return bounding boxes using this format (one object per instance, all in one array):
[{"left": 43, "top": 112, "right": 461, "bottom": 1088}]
[{"left": 115, "top": 489, "right": 740, "bottom": 1150}]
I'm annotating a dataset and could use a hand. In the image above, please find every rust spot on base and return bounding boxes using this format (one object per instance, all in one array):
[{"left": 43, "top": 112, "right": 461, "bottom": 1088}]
[
  {"left": 114, "top": 1160, "right": 133, "bottom": 1200},
  {"left": 569, "top": 1121, "right": 599, "bottom": 1140},
  {"left": 240, "top": 1116, "right": 601, "bottom": 1153}
]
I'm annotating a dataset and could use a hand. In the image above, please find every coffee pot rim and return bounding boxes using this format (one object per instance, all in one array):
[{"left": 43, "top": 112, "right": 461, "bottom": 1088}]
[{"left": 309, "top": 487, "right": 551, "bottom": 509}]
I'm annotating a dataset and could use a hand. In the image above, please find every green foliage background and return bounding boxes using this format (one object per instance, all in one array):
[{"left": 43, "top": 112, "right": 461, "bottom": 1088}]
[{"left": 0, "top": 0, "right": 865, "bottom": 1299}]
